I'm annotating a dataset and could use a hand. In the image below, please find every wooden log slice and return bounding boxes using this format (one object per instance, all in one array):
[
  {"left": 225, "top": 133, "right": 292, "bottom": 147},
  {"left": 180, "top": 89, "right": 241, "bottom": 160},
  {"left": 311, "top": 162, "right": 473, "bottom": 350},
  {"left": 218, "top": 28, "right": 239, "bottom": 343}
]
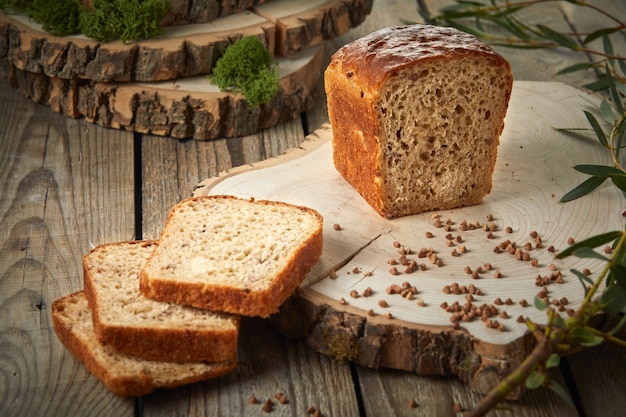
[
  {"left": 193, "top": 81, "right": 626, "bottom": 396},
  {"left": 253, "top": 0, "right": 374, "bottom": 56},
  {"left": 160, "top": 0, "right": 268, "bottom": 26},
  {"left": 0, "top": 0, "right": 371, "bottom": 82},
  {"left": 0, "top": 44, "right": 323, "bottom": 140}
]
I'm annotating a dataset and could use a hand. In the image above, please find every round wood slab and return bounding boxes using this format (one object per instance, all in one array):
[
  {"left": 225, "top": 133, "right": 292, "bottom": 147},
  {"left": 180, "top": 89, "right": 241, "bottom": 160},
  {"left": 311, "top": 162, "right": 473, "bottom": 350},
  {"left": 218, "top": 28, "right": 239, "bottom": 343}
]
[
  {"left": 0, "top": 44, "right": 323, "bottom": 140},
  {"left": 0, "top": 0, "right": 372, "bottom": 82},
  {"left": 194, "top": 81, "right": 625, "bottom": 396}
]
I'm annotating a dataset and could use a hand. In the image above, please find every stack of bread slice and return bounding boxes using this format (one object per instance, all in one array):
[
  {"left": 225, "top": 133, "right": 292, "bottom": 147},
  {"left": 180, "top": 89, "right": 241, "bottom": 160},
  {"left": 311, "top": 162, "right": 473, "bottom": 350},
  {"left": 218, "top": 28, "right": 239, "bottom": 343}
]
[{"left": 52, "top": 195, "right": 323, "bottom": 396}]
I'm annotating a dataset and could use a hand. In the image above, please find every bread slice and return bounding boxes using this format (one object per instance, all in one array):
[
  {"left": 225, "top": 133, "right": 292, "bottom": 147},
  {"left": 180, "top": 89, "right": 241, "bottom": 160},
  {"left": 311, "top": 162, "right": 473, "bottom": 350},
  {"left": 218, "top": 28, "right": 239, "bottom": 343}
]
[
  {"left": 51, "top": 291, "right": 236, "bottom": 397},
  {"left": 325, "top": 24, "right": 513, "bottom": 218},
  {"left": 140, "top": 195, "right": 324, "bottom": 318},
  {"left": 83, "top": 240, "right": 239, "bottom": 363}
]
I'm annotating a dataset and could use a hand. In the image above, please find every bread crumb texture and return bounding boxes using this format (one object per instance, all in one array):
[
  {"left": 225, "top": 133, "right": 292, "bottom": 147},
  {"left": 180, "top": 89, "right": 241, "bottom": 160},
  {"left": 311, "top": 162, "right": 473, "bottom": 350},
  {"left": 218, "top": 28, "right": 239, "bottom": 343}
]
[
  {"left": 51, "top": 292, "right": 236, "bottom": 397},
  {"left": 325, "top": 24, "right": 513, "bottom": 218},
  {"left": 141, "top": 196, "right": 324, "bottom": 317},
  {"left": 86, "top": 241, "right": 236, "bottom": 329}
]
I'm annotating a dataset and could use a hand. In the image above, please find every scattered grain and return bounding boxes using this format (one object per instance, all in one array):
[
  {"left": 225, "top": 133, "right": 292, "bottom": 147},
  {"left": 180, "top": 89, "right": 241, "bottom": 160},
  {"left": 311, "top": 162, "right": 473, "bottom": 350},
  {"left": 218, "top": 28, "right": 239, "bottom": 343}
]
[
  {"left": 349, "top": 290, "right": 359, "bottom": 299},
  {"left": 389, "top": 266, "right": 399, "bottom": 275},
  {"left": 249, "top": 394, "right": 261, "bottom": 404},
  {"left": 505, "top": 226, "right": 513, "bottom": 233},
  {"left": 339, "top": 297, "right": 346, "bottom": 305},
  {"left": 362, "top": 287, "right": 373, "bottom": 297},
  {"left": 262, "top": 399, "right": 274, "bottom": 412},
  {"left": 333, "top": 223, "right": 342, "bottom": 231},
  {"left": 425, "top": 231, "right": 434, "bottom": 238},
  {"left": 378, "top": 299, "right": 388, "bottom": 308},
  {"left": 409, "top": 399, "right": 418, "bottom": 408},
  {"left": 329, "top": 270, "right": 337, "bottom": 279},
  {"left": 567, "top": 237, "right": 575, "bottom": 245},
  {"left": 583, "top": 268, "right": 591, "bottom": 275}
]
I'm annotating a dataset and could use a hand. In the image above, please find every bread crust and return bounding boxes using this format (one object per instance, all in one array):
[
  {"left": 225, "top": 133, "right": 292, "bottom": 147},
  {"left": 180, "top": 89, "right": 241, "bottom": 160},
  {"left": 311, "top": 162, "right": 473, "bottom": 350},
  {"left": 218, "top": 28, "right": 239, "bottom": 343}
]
[
  {"left": 325, "top": 25, "right": 513, "bottom": 218},
  {"left": 140, "top": 195, "right": 324, "bottom": 318},
  {"left": 52, "top": 292, "right": 236, "bottom": 397},
  {"left": 83, "top": 240, "right": 240, "bottom": 363}
]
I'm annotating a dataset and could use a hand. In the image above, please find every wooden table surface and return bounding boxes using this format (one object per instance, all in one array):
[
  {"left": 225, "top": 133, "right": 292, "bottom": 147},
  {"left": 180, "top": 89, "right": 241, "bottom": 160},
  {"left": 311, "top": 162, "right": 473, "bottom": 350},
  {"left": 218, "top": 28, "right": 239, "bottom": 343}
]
[{"left": 1, "top": 1, "right": 625, "bottom": 416}]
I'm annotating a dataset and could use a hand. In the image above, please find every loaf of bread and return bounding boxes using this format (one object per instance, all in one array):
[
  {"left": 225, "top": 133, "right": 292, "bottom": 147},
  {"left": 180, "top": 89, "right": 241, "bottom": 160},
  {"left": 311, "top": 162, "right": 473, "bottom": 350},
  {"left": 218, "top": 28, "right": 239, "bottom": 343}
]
[
  {"left": 51, "top": 291, "right": 237, "bottom": 397},
  {"left": 140, "top": 195, "right": 323, "bottom": 318},
  {"left": 83, "top": 240, "right": 239, "bottom": 363},
  {"left": 325, "top": 24, "right": 513, "bottom": 218}
]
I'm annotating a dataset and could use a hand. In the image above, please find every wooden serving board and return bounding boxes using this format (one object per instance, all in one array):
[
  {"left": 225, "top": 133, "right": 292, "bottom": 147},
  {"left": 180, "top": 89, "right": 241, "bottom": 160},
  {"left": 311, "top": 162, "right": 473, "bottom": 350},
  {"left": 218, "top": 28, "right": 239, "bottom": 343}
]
[{"left": 194, "top": 81, "right": 625, "bottom": 395}]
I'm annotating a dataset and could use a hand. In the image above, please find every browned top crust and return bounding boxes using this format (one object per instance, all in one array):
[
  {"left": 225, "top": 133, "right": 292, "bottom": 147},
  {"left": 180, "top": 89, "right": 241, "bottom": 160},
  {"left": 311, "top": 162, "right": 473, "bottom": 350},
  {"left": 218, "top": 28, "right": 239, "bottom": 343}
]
[{"left": 331, "top": 24, "right": 509, "bottom": 93}]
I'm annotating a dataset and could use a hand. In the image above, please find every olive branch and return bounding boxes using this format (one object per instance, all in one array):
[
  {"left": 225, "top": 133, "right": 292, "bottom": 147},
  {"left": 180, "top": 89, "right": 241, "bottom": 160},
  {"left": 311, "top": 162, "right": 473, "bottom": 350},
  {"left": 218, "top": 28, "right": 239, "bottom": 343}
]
[{"left": 419, "top": 1, "right": 626, "bottom": 415}]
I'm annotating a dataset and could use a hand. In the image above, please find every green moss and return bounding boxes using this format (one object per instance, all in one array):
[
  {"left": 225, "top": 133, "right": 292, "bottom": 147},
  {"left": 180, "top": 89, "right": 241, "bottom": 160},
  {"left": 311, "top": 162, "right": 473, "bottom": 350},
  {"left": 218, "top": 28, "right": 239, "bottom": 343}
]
[
  {"left": 1, "top": 0, "right": 81, "bottom": 36},
  {"left": 79, "top": 0, "right": 171, "bottom": 43},
  {"left": 1, "top": 0, "right": 171, "bottom": 42},
  {"left": 323, "top": 331, "right": 360, "bottom": 362},
  {"left": 209, "top": 36, "right": 280, "bottom": 107}
]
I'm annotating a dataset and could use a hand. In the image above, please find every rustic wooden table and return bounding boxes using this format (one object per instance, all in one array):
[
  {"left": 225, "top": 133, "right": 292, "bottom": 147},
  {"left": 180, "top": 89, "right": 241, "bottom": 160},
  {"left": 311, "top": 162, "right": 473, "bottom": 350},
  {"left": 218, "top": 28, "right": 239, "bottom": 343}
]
[{"left": 1, "top": 1, "right": 625, "bottom": 416}]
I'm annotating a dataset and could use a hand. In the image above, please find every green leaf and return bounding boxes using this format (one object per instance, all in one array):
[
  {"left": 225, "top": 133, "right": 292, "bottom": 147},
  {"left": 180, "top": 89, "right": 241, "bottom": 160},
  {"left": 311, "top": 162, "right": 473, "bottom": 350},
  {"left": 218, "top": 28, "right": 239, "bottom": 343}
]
[
  {"left": 600, "top": 99, "right": 617, "bottom": 124},
  {"left": 546, "top": 353, "right": 560, "bottom": 368},
  {"left": 583, "top": 78, "right": 610, "bottom": 92},
  {"left": 611, "top": 175, "right": 626, "bottom": 194},
  {"left": 602, "top": 32, "right": 615, "bottom": 57},
  {"left": 525, "top": 370, "right": 546, "bottom": 389},
  {"left": 536, "top": 24, "right": 579, "bottom": 49},
  {"left": 547, "top": 380, "right": 576, "bottom": 409},
  {"left": 556, "top": 62, "right": 596, "bottom": 75},
  {"left": 606, "top": 63, "right": 624, "bottom": 115},
  {"left": 570, "top": 268, "right": 594, "bottom": 290},
  {"left": 573, "top": 164, "right": 622, "bottom": 177},
  {"left": 567, "top": 326, "right": 604, "bottom": 347},
  {"left": 584, "top": 26, "right": 623, "bottom": 44},
  {"left": 556, "top": 231, "right": 623, "bottom": 258},
  {"left": 601, "top": 283, "right": 626, "bottom": 314},
  {"left": 572, "top": 247, "right": 609, "bottom": 261},
  {"left": 559, "top": 175, "right": 608, "bottom": 202},
  {"left": 534, "top": 296, "right": 549, "bottom": 311},
  {"left": 583, "top": 111, "right": 608, "bottom": 147},
  {"left": 610, "top": 264, "right": 626, "bottom": 289}
]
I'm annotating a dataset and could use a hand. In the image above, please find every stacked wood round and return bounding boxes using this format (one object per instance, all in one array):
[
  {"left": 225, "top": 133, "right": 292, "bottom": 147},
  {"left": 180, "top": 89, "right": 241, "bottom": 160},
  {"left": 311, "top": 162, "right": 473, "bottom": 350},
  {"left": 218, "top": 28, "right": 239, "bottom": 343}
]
[{"left": 0, "top": 0, "right": 373, "bottom": 139}]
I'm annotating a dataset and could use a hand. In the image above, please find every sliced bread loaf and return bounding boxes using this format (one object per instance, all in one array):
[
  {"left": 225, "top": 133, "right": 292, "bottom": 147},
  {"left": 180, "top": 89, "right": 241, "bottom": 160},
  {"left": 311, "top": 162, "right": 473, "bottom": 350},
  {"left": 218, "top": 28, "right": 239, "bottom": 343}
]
[
  {"left": 83, "top": 240, "right": 239, "bottom": 363},
  {"left": 325, "top": 24, "right": 513, "bottom": 218},
  {"left": 51, "top": 291, "right": 237, "bottom": 397},
  {"left": 140, "top": 195, "right": 324, "bottom": 318}
]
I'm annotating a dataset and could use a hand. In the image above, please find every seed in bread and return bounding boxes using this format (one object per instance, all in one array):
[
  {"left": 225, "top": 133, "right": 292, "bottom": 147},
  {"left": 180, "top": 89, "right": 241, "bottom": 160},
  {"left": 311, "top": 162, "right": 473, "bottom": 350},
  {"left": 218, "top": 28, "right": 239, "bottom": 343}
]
[
  {"left": 140, "top": 195, "right": 324, "bottom": 318},
  {"left": 51, "top": 291, "right": 236, "bottom": 397},
  {"left": 325, "top": 24, "right": 513, "bottom": 218},
  {"left": 83, "top": 240, "right": 239, "bottom": 363}
]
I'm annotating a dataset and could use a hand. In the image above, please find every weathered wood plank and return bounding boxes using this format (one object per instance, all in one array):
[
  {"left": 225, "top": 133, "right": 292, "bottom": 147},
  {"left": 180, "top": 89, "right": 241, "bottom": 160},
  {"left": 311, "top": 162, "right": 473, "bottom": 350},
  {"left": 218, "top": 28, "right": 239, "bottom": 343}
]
[
  {"left": 356, "top": 366, "right": 574, "bottom": 417},
  {"left": 0, "top": 79, "right": 136, "bottom": 416}
]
